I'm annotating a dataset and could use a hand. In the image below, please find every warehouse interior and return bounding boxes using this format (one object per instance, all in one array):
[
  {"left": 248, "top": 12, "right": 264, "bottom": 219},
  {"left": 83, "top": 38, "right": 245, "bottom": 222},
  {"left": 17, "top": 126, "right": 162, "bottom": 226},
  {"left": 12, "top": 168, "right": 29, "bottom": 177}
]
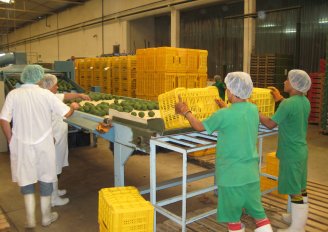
[{"left": 0, "top": 0, "right": 327, "bottom": 231}]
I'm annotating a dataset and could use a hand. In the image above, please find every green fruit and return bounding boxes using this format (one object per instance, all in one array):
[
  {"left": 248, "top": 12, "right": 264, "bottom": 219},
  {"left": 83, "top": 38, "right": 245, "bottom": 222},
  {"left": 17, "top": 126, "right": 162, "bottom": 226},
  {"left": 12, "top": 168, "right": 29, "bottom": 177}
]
[
  {"left": 148, "top": 111, "right": 155, "bottom": 117},
  {"left": 138, "top": 111, "right": 145, "bottom": 118}
]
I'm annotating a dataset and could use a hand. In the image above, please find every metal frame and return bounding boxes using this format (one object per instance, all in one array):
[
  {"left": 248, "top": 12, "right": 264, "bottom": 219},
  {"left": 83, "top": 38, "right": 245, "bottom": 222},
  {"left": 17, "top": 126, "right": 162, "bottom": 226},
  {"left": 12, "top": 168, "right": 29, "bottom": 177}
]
[{"left": 149, "top": 126, "right": 278, "bottom": 232}]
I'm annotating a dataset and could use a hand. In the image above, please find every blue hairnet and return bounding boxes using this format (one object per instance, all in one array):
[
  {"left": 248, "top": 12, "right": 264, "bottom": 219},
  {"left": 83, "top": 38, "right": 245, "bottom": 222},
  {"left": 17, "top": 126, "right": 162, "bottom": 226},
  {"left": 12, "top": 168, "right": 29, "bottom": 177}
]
[
  {"left": 20, "top": 65, "right": 45, "bottom": 84},
  {"left": 224, "top": 72, "right": 253, "bottom": 99},
  {"left": 288, "top": 69, "right": 312, "bottom": 93}
]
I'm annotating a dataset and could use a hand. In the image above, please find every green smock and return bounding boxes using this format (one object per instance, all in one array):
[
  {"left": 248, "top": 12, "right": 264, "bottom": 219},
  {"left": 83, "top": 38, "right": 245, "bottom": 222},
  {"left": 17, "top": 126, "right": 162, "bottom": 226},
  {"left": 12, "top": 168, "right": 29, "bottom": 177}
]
[
  {"left": 272, "top": 95, "right": 310, "bottom": 162},
  {"left": 271, "top": 95, "right": 310, "bottom": 194},
  {"left": 203, "top": 102, "right": 260, "bottom": 187}
]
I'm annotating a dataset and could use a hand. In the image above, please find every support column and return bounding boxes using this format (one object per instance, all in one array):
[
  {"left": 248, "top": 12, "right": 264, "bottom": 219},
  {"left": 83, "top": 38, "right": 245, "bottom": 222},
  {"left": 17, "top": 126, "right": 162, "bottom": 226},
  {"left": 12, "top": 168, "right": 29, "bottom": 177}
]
[
  {"left": 171, "top": 8, "right": 180, "bottom": 47},
  {"left": 243, "top": 0, "right": 256, "bottom": 73}
]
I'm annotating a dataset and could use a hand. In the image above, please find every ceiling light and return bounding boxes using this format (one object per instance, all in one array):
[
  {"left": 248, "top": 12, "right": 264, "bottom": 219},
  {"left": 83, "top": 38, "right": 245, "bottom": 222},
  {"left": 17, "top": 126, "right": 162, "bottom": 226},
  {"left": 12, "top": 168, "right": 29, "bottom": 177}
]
[
  {"left": 285, "top": 28, "right": 296, "bottom": 33},
  {"left": 0, "top": 0, "right": 14, "bottom": 3},
  {"left": 319, "top": 18, "right": 328, "bottom": 24},
  {"left": 259, "top": 23, "right": 276, "bottom": 28}
]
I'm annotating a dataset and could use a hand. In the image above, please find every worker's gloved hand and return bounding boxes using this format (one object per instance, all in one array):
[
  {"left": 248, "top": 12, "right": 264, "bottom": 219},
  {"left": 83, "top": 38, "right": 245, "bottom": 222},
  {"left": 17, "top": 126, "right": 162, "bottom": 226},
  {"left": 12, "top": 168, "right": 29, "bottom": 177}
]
[
  {"left": 175, "top": 95, "right": 190, "bottom": 116},
  {"left": 70, "top": 102, "right": 80, "bottom": 110},
  {"left": 79, "top": 94, "right": 91, "bottom": 101},
  {"left": 215, "top": 98, "right": 227, "bottom": 108},
  {"left": 267, "top": 86, "right": 284, "bottom": 102}
]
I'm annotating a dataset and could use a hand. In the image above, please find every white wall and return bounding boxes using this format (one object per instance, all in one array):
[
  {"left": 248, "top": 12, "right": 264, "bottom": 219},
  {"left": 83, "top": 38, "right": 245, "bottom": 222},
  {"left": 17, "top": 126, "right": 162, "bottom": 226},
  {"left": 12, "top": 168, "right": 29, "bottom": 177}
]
[{"left": 0, "top": 0, "right": 220, "bottom": 63}]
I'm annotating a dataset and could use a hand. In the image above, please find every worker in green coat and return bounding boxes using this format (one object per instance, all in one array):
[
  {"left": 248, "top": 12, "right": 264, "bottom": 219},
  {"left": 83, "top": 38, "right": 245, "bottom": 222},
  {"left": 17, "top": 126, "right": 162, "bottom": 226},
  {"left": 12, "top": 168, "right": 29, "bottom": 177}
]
[
  {"left": 260, "top": 69, "right": 311, "bottom": 232},
  {"left": 212, "top": 74, "right": 226, "bottom": 100},
  {"left": 176, "top": 72, "right": 273, "bottom": 232}
]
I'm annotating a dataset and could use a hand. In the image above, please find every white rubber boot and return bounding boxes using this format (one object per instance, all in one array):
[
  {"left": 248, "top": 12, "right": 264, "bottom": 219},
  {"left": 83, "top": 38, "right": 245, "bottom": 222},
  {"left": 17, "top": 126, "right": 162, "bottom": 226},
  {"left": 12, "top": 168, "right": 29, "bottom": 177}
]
[
  {"left": 41, "top": 196, "right": 59, "bottom": 226},
  {"left": 57, "top": 189, "right": 67, "bottom": 197},
  {"left": 277, "top": 203, "right": 308, "bottom": 232},
  {"left": 255, "top": 224, "right": 273, "bottom": 232},
  {"left": 282, "top": 196, "right": 308, "bottom": 225},
  {"left": 24, "top": 194, "right": 36, "bottom": 228},
  {"left": 52, "top": 182, "right": 69, "bottom": 207}
]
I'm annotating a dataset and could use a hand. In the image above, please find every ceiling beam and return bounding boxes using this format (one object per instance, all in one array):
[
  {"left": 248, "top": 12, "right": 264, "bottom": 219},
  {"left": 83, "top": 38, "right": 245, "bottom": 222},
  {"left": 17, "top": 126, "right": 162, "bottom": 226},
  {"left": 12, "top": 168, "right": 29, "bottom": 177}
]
[
  {"left": 48, "top": 0, "right": 84, "bottom": 4},
  {"left": 0, "top": 7, "right": 54, "bottom": 14},
  {"left": 0, "top": 17, "right": 36, "bottom": 22}
]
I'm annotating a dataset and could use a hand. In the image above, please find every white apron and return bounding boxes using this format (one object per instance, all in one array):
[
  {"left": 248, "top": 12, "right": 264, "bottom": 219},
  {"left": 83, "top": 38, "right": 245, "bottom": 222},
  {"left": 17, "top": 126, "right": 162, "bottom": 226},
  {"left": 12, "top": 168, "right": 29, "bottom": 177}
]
[
  {"left": 0, "top": 84, "right": 70, "bottom": 186},
  {"left": 9, "top": 132, "right": 57, "bottom": 186},
  {"left": 53, "top": 115, "right": 69, "bottom": 174}
]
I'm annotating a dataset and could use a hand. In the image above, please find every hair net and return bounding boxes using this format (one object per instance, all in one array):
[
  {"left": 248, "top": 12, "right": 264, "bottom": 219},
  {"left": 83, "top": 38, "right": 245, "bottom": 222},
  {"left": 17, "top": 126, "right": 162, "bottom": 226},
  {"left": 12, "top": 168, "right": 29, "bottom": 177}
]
[
  {"left": 214, "top": 75, "right": 222, "bottom": 82},
  {"left": 288, "top": 69, "right": 312, "bottom": 93},
  {"left": 20, "top": 65, "right": 45, "bottom": 84},
  {"left": 224, "top": 72, "right": 253, "bottom": 99},
  {"left": 39, "top": 74, "right": 58, "bottom": 89}
]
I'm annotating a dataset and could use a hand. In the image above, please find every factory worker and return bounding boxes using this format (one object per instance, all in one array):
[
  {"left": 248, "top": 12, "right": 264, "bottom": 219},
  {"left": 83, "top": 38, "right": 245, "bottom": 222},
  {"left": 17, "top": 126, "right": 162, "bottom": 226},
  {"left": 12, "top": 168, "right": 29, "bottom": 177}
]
[
  {"left": 39, "top": 74, "right": 90, "bottom": 207},
  {"left": 0, "top": 65, "right": 80, "bottom": 228},
  {"left": 175, "top": 72, "right": 273, "bottom": 232},
  {"left": 212, "top": 74, "right": 226, "bottom": 100},
  {"left": 260, "top": 69, "right": 311, "bottom": 232}
]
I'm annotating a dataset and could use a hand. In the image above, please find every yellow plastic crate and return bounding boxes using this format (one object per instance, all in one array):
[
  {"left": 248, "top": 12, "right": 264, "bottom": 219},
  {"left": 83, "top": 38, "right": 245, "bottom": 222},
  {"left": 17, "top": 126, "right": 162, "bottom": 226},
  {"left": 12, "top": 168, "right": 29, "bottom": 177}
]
[
  {"left": 158, "top": 86, "right": 220, "bottom": 130},
  {"left": 266, "top": 152, "right": 279, "bottom": 176},
  {"left": 186, "top": 49, "right": 199, "bottom": 73},
  {"left": 144, "top": 48, "right": 157, "bottom": 72},
  {"left": 155, "top": 47, "right": 177, "bottom": 72},
  {"left": 177, "top": 73, "right": 198, "bottom": 88},
  {"left": 250, "top": 88, "right": 275, "bottom": 117},
  {"left": 198, "top": 73, "right": 208, "bottom": 87},
  {"left": 136, "top": 49, "right": 146, "bottom": 71},
  {"left": 176, "top": 48, "right": 188, "bottom": 72},
  {"left": 198, "top": 50, "right": 208, "bottom": 73},
  {"left": 98, "top": 186, "right": 154, "bottom": 232},
  {"left": 260, "top": 153, "right": 288, "bottom": 200},
  {"left": 188, "top": 147, "right": 216, "bottom": 157}
]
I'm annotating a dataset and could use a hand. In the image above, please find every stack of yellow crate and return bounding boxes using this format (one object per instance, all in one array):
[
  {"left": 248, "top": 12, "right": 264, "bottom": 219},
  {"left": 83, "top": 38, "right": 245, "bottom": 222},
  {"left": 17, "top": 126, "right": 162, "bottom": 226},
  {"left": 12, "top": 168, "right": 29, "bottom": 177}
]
[
  {"left": 260, "top": 152, "right": 288, "bottom": 200},
  {"left": 136, "top": 47, "right": 208, "bottom": 101},
  {"left": 98, "top": 186, "right": 154, "bottom": 232},
  {"left": 102, "top": 57, "right": 112, "bottom": 94},
  {"left": 76, "top": 56, "right": 136, "bottom": 96}
]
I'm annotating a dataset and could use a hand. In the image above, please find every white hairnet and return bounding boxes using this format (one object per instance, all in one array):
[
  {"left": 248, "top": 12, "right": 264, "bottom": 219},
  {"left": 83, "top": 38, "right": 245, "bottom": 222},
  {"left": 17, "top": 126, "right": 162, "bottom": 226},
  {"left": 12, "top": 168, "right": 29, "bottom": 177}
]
[
  {"left": 39, "top": 74, "right": 58, "bottom": 89},
  {"left": 224, "top": 72, "right": 253, "bottom": 99},
  {"left": 20, "top": 65, "right": 44, "bottom": 84},
  {"left": 288, "top": 69, "right": 312, "bottom": 93}
]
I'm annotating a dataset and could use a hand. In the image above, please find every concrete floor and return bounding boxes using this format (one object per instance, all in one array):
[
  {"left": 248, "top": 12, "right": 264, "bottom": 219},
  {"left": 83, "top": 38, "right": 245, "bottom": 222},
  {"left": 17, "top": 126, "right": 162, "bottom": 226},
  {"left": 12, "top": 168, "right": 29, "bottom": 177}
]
[{"left": 0, "top": 124, "right": 327, "bottom": 232}]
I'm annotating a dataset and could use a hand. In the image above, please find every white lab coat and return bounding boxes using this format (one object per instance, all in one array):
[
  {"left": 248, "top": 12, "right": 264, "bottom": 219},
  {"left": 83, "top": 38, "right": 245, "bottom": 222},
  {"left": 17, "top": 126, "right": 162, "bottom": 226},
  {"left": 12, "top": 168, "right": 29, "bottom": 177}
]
[
  {"left": 53, "top": 93, "right": 68, "bottom": 174},
  {"left": 0, "top": 84, "right": 70, "bottom": 186}
]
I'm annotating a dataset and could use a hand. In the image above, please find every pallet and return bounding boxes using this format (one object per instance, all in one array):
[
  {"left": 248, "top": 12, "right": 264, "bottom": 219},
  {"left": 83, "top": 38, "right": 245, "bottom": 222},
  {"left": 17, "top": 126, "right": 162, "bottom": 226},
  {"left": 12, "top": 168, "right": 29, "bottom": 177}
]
[
  {"left": 156, "top": 181, "right": 328, "bottom": 231},
  {"left": 0, "top": 208, "right": 10, "bottom": 232}
]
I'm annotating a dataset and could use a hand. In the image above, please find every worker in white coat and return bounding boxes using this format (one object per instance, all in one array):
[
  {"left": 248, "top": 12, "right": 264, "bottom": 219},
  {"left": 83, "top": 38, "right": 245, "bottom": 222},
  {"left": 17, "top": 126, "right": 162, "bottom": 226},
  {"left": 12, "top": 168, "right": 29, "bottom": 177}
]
[
  {"left": 0, "top": 65, "right": 79, "bottom": 228},
  {"left": 39, "top": 74, "right": 90, "bottom": 207}
]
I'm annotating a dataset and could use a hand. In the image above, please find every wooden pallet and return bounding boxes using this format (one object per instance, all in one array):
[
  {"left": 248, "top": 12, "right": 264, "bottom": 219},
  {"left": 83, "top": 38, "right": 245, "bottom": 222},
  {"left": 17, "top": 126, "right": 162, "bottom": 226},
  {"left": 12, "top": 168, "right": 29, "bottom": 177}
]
[
  {"left": 156, "top": 181, "right": 328, "bottom": 232},
  {"left": 0, "top": 208, "right": 10, "bottom": 232}
]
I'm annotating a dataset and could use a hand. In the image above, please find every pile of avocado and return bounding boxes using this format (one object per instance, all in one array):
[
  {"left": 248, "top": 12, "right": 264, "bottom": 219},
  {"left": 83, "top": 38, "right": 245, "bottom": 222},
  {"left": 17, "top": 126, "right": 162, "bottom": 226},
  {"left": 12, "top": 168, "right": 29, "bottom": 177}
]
[
  {"left": 58, "top": 79, "right": 75, "bottom": 92},
  {"left": 65, "top": 92, "right": 159, "bottom": 118}
]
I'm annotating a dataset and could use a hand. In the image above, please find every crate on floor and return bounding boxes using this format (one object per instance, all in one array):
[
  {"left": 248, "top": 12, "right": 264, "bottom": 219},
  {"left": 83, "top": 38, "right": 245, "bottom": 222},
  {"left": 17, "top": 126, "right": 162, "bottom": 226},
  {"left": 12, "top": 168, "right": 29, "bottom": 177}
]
[
  {"left": 261, "top": 152, "right": 288, "bottom": 200},
  {"left": 98, "top": 186, "right": 154, "bottom": 232},
  {"left": 68, "top": 129, "right": 91, "bottom": 148}
]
